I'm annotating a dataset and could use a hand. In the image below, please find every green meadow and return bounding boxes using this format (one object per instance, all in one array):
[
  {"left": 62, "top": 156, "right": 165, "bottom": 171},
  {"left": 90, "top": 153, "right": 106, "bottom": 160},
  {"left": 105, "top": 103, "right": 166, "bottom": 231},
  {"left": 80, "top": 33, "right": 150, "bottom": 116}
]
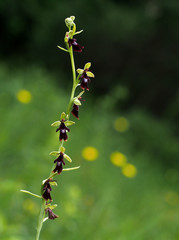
[{"left": 0, "top": 66, "right": 179, "bottom": 240}]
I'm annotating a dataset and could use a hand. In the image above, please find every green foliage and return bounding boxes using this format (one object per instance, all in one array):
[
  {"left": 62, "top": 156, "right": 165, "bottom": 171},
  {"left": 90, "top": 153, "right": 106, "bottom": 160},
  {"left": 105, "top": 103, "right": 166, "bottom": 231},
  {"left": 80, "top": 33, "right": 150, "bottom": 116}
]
[
  {"left": 0, "top": 66, "right": 179, "bottom": 239},
  {"left": 0, "top": 0, "right": 178, "bottom": 118}
]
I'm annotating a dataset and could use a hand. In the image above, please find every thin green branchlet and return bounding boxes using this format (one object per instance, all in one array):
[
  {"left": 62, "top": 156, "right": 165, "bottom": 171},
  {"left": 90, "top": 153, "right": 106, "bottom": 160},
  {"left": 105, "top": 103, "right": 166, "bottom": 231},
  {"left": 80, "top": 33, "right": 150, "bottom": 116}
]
[{"left": 20, "top": 16, "right": 95, "bottom": 240}]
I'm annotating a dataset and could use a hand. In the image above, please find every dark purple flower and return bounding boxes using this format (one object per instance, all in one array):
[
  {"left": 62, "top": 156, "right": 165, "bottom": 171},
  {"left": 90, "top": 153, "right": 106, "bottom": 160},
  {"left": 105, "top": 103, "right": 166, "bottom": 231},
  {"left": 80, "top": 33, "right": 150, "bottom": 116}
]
[
  {"left": 71, "top": 104, "right": 79, "bottom": 119},
  {"left": 56, "top": 120, "right": 70, "bottom": 141},
  {"left": 68, "top": 38, "right": 84, "bottom": 52},
  {"left": 42, "top": 179, "right": 53, "bottom": 202},
  {"left": 45, "top": 208, "right": 59, "bottom": 220},
  {"left": 52, "top": 152, "right": 66, "bottom": 175},
  {"left": 80, "top": 72, "right": 91, "bottom": 91}
]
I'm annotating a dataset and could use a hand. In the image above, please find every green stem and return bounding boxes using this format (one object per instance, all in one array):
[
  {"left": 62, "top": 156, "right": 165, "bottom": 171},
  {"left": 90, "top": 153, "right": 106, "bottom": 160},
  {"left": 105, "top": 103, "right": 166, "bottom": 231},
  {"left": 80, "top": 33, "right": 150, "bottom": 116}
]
[
  {"left": 66, "top": 46, "right": 77, "bottom": 118},
  {"left": 35, "top": 45, "right": 77, "bottom": 240},
  {"left": 36, "top": 199, "right": 46, "bottom": 240}
]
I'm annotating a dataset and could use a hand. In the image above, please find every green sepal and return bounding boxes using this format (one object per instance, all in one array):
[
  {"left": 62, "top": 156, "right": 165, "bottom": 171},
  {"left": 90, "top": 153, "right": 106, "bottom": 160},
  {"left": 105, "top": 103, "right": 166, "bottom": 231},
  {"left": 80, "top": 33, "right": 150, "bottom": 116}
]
[
  {"left": 73, "top": 98, "right": 81, "bottom": 106},
  {"left": 86, "top": 71, "right": 95, "bottom": 78},
  {"left": 49, "top": 151, "right": 60, "bottom": 156},
  {"left": 65, "top": 120, "right": 75, "bottom": 126},
  {"left": 45, "top": 204, "right": 58, "bottom": 210},
  {"left": 61, "top": 112, "right": 66, "bottom": 120},
  {"left": 77, "top": 68, "right": 84, "bottom": 74},
  {"left": 84, "top": 62, "right": 91, "bottom": 70},
  {"left": 64, "top": 154, "right": 72, "bottom": 163},
  {"left": 63, "top": 166, "right": 80, "bottom": 171},
  {"left": 50, "top": 181, "right": 58, "bottom": 187},
  {"left": 51, "top": 121, "right": 61, "bottom": 127},
  {"left": 74, "top": 30, "right": 83, "bottom": 35}
]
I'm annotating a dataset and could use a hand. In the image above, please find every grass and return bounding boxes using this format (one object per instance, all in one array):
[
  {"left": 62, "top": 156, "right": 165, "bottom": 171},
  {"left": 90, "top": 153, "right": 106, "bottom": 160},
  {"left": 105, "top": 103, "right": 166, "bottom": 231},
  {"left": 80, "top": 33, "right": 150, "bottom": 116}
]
[{"left": 0, "top": 66, "right": 179, "bottom": 240}]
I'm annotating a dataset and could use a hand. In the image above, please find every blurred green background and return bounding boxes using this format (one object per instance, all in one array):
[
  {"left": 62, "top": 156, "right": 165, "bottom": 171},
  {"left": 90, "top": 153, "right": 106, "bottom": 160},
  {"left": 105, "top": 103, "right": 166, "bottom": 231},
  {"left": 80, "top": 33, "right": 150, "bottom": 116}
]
[{"left": 0, "top": 0, "right": 179, "bottom": 239}]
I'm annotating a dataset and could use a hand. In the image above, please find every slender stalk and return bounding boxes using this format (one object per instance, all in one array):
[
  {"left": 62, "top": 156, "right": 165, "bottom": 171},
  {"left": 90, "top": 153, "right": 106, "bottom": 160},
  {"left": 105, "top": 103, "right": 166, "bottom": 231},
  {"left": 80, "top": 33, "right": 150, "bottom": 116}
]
[
  {"left": 35, "top": 41, "right": 77, "bottom": 240},
  {"left": 66, "top": 46, "right": 77, "bottom": 117},
  {"left": 36, "top": 200, "right": 46, "bottom": 240}
]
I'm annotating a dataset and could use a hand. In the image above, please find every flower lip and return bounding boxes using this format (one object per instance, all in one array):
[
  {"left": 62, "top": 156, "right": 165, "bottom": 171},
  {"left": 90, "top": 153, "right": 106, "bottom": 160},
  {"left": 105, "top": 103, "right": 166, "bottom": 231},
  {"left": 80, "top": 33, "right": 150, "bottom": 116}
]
[
  {"left": 53, "top": 152, "right": 66, "bottom": 174},
  {"left": 56, "top": 120, "right": 70, "bottom": 142},
  {"left": 71, "top": 104, "right": 79, "bottom": 119},
  {"left": 42, "top": 179, "right": 53, "bottom": 202},
  {"left": 45, "top": 207, "right": 59, "bottom": 220},
  {"left": 68, "top": 38, "right": 84, "bottom": 52}
]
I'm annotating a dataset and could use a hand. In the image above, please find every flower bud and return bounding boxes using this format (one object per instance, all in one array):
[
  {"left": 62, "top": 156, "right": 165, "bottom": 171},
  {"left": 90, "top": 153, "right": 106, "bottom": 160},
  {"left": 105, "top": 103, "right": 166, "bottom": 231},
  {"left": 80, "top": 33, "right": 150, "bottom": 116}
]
[{"left": 65, "top": 17, "right": 74, "bottom": 28}]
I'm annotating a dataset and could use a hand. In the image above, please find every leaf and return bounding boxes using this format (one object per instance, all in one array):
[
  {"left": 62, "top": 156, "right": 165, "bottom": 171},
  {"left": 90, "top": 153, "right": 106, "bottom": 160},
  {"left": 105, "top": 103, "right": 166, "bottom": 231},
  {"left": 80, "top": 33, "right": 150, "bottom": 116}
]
[{"left": 51, "top": 121, "right": 61, "bottom": 127}]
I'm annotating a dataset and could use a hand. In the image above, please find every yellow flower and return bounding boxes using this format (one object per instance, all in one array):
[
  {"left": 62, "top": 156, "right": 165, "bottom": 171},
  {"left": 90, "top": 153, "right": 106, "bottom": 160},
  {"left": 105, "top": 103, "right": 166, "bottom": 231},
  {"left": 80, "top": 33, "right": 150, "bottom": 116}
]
[
  {"left": 114, "top": 117, "right": 129, "bottom": 132},
  {"left": 16, "top": 89, "right": 32, "bottom": 104},
  {"left": 110, "top": 152, "right": 127, "bottom": 167},
  {"left": 122, "top": 163, "right": 137, "bottom": 178},
  {"left": 82, "top": 146, "right": 98, "bottom": 161}
]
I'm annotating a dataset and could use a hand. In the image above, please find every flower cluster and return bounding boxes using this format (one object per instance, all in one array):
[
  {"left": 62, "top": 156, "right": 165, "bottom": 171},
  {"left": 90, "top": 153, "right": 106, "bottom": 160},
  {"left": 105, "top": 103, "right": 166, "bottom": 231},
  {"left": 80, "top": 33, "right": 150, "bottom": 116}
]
[
  {"left": 20, "top": 15, "right": 95, "bottom": 239},
  {"left": 42, "top": 16, "right": 95, "bottom": 223}
]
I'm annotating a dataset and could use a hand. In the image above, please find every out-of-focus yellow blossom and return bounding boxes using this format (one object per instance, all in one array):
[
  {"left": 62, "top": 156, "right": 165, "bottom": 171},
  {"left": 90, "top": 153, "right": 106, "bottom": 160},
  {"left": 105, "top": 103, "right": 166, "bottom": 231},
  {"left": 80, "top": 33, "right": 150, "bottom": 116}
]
[
  {"left": 165, "top": 191, "right": 179, "bottom": 206},
  {"left": 16, "top": 89, "right": 32, "bottom": 104},
  {"left": 110, "top": 152, "right": 127, "bottom": 167},
  {"left": 23, "top": 199, "right": 39, "bottom": 214},
  {"left": 114, "top": 117, "right": 129, "bottom": 132},
  {"left": 82, "top": 146, "right": 98, "bottom": 161},
  {"left": 122, "top": 163, "right": 137, "bottom": 178}
]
